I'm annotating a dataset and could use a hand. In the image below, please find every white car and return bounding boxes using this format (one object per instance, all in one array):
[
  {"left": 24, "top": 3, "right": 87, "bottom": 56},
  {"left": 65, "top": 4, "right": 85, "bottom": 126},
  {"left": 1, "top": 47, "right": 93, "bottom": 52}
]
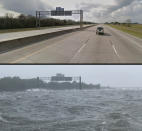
[{"left": 96, "top": 27, "right": 104, "bottom": 35}]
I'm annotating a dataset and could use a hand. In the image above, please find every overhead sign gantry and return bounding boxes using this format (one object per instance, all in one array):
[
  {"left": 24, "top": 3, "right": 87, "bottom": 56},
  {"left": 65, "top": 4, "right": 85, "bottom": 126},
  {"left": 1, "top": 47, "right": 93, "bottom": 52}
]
[
  {"left": 36, "top": 7, "right": 83, "bottom": 28},
  {"left": 51, "top": 7, "right": 72, "bottom": 16}
]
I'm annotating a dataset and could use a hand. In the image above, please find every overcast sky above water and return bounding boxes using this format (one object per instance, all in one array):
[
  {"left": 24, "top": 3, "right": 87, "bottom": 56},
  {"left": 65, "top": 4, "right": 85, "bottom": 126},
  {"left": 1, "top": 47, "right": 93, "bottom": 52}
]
[
  {"left": 0, "top": 0, "right": 142, "bottom": 23},
  {"left": 0, "top": 65, "right": 142, "bottom": 89}
]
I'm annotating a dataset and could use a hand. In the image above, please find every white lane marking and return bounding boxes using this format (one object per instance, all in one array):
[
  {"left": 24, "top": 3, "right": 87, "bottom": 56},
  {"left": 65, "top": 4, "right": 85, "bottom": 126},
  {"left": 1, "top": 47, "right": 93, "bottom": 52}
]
[
  {"left": 76, "top": 38, "right": 89, "bottom": 54},
  {"left": 71, "top": 38, "right": 89, "bottom": 61},
  {"left": 78, "top": 44, "right": 87, "bottom": 53},
  {"left": 112, "top": 45, "right": 120, "bottom": 58},
  {"left": 85, "top": 38, "right": 89, "bottom": 43},
  {"left": 110, "top": 40, "right": 120, "bottom": 58},
  {"left": 72, "top": 44, "right": 87, "bottom": 60}
]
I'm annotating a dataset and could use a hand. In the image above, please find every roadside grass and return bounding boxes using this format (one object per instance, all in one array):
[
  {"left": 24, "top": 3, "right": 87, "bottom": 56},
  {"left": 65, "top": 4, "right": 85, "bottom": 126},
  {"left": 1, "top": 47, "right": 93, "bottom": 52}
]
[
  {"left": 0, "top": 25, "right": 79, "bottom": 34},
  {"left": 109, "top": 24, "right": 142, "bottom": 39}
]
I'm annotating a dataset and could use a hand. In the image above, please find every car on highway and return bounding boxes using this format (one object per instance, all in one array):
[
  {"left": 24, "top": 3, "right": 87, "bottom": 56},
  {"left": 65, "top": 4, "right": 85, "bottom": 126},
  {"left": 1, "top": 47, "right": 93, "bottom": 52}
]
[{"left": 96, "top": 27, "right": 104, "bottom": 35}]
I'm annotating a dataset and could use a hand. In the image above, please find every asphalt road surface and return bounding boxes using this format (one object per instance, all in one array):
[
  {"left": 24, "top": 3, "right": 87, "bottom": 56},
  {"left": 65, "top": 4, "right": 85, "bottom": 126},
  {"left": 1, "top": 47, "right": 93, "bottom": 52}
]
[{"left": 0, "top": 25, "right": 142, "bottom": 63}]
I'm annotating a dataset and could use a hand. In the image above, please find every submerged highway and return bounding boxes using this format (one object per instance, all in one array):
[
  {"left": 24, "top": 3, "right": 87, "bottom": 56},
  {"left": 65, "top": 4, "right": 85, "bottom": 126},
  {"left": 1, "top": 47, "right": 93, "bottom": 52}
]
[{"left": 0, "top": 25, "right": 142, "bottom": 63}]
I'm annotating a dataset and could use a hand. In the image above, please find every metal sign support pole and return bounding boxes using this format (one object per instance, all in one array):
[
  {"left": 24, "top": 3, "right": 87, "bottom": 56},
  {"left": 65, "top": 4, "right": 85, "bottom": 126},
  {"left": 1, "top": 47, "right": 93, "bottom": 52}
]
[
  {"left": 38, "top": 12, "right": 41, "bottom": 29},
  {"left": 36, "top": 11, "right": 38, "bottom": 28},
  {"left": 79, "top": 76, "right": 82, "bottom": 89},
  {"left": 80, "top": 10, "right": 83, "bottom": 28},
  {"left": 37, "top": 77, "right": 40, "bottom": 88}
]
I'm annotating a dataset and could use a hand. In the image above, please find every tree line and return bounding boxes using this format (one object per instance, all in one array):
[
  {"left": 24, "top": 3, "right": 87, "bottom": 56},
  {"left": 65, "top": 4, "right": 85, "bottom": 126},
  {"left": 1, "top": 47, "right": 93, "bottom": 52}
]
[
  {"left": 105, "top": 19, "right": 139, "bottom": 27},
  {"left": 0, "top": 77, "right": 101, "bottom": 91},
  {"left": 0, "top": 13, "right": 94, "bottom": 29}
]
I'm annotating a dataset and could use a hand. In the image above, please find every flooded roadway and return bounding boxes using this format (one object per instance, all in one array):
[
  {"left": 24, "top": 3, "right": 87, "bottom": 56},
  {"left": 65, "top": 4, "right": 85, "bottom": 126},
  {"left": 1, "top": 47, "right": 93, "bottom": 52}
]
[{"left": 0, "top": 89, "right": 142, "bottom": 131}]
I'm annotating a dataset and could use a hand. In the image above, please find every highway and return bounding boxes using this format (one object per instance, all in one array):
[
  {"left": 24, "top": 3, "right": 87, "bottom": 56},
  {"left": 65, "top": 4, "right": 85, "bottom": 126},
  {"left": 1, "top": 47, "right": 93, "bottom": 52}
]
[{"left": 0, "top": 25, "right": 142, "bottom": 63}]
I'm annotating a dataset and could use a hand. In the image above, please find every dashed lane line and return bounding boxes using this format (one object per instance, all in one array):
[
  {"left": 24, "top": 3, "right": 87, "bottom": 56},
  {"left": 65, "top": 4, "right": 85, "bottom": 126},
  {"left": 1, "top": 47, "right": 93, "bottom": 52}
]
[
  {"left": 70, "top": 38, "right": 90, "bottom": 61},
  {"left": 110, "top": 40, "right": 120, "bottom": 59}
]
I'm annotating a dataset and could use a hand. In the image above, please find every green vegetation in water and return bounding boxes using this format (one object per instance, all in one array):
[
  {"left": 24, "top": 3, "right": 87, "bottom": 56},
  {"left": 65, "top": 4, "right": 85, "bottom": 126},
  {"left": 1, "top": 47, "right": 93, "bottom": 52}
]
[
  {"left": 0, "top": 77, "right": 101, "bottom": 91},
  {"left": 109, "top": 24, "right": 142, "bottom": 39}
]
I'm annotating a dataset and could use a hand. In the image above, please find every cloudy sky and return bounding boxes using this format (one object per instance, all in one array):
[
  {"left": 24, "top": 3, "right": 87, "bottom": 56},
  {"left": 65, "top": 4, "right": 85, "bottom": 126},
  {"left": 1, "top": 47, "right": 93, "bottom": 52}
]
[
  {"left": 0, "top": 0, "right": 142, "bottom": 23},
  {"left": 0, "top": 65, "right": 142, "bottom": 89}
]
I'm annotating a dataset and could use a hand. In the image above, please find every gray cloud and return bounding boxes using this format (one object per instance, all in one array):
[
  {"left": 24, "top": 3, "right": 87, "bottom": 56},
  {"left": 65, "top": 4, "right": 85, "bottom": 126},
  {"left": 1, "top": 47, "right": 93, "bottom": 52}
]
[
  {"left": 106, "top": 0, "right": 134, "bottom": 14},
  {"left": 0, "top": 0, "right": 53, "bottom": 15},
  {"left": 79, "top": 2, "right": 101, "bottom": 12},
  {"left": 0, "top": 0, "right": 142, "bottom": 23},
  {"left": 112, "top": 0, "right": 142, "bottom": 22},
  {"left": 80, "top": 0, "right": 135, "bottom": 15},
  {"left": 78, "top": 0, "right": 142, "bottom": 23}
]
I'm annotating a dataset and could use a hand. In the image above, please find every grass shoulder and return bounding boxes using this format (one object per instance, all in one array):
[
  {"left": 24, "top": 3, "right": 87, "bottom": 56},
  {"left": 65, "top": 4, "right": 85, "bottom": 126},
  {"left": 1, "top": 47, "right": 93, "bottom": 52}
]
[{"left": 108, "top": 24, "right": 142, "bottom": 39}]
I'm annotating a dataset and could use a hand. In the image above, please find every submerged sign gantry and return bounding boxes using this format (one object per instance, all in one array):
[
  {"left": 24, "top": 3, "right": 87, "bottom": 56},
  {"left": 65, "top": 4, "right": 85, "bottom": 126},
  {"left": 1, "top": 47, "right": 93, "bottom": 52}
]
[
  {"left": 37, "top": 73, "right": 82, "bottom": 89},
  {"left": 36, "top": 7, "right": 84, "bottom": 28}
]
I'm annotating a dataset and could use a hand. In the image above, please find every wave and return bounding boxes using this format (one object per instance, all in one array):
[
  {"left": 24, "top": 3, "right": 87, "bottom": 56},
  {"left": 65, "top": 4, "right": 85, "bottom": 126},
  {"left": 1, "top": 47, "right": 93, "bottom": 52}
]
[
  {"left": 110, "top": 87, "right": 142, "bottom": 91},
  {"left": 0, "top": 113, "right": 8, "bottom": 123},
  {"left": 26, "top": 88, "right": 47, "bottom": 92}
]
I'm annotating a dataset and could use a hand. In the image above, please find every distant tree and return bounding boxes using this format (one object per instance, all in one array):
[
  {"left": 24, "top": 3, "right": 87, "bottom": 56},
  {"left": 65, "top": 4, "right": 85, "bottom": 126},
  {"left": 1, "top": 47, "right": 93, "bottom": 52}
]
[
  {"left": 5, "top": 13, "right": 14, "bottom": 18},
  {"left": 105, "top": 22, "right": 109, "bottom": 24},
  {"left": 0, "top": 13, "right": 92, "bottom": 29},
  {"left": 18, "top": 14, "right": 26, "bottom": 20}
]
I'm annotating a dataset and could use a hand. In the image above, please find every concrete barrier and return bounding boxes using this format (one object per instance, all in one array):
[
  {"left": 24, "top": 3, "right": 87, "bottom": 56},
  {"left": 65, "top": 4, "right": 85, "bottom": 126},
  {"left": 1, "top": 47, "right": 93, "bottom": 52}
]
[{"left": 0, "top": 25, "right": 95, "bottom": 53}]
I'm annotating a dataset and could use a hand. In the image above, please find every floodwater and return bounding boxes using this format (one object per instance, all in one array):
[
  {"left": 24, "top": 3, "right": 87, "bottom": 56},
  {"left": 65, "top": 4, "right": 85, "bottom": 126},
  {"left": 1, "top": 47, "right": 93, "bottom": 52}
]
[{"left": 0, "top": 89, "right": 142, "bottom": 131}]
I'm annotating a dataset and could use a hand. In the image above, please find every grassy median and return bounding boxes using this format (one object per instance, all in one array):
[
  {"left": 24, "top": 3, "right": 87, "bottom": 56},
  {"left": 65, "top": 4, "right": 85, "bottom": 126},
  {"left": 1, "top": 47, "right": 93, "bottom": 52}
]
[{"left": 109, "top": 24, "right": 142, "bottom": 39}]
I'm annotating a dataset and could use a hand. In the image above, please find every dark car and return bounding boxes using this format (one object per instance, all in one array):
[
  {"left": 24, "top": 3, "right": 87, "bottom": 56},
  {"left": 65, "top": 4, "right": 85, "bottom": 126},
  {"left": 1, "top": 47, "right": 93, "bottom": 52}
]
[{"left": 96, "top": 27, "right": 104, "bottom": 35}]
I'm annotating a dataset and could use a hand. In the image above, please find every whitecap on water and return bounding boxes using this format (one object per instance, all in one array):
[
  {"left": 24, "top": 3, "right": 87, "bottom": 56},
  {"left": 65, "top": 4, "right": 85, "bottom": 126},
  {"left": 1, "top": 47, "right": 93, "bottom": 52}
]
[
  {"left": 0, "top": 113, "right": 8, "bottom": 123},
  {"left": 26, "top": 88, "right": 41, "bottom": 92}
]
